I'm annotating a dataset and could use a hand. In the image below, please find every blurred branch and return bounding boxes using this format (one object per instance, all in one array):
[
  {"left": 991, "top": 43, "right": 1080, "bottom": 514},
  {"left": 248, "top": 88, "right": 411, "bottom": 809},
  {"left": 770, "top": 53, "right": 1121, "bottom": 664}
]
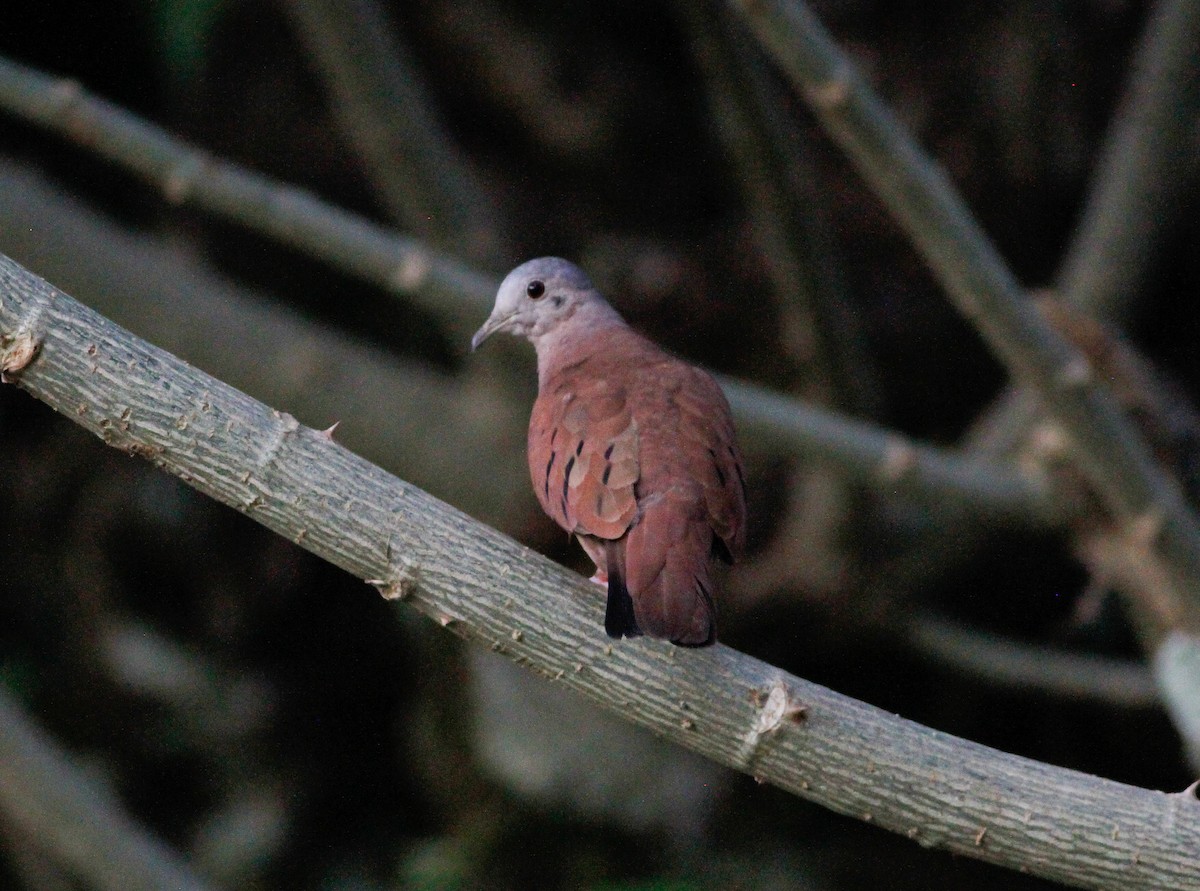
[
  {"left": 278, "top": 0, "right": 502, "bottom": 260},
  {"left": 730, "top": 0, "right": 1200, "bottom": 629},
  {"left": 0, "top": 161, "right": 529, "bottom": 525},
  {"left": 1055, "top": 0, "right": 1200, "bottom": 320},
  {"left": 719, "top": 375, "right": 1067, "bottom": 527},
  {"left": 4, "top": 255, "right": 1200, "bottom": 891},
  {"left": 676, "top": 1, "right": 876, "bottom": 411},
  {"left": 907, "top": 613, "right": 1158, "bottom": 709},
  {"left": 0, "top": 54, "right": 495, "bottom": 345},
  {"left": 0, "top": 58, "right": 1071, "bottom": 532},
  {"left": 423, "top": 0, "right": 618, "bottom": 161},
  {"left": 0, "top": 685, "right": 213, "bottom": 891},
  {"left": 971, "top": 0, "right": 1200, "bottom": 459}
]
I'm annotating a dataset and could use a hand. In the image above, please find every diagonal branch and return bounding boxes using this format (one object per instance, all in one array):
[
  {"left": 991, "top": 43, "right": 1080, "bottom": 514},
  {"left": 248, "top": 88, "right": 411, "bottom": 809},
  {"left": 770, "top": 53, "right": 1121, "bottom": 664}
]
[
  {"left": 1055, "top": 0, "right": 1200, "bottom": 320},
  {"left": 0, "top": 685, "right": 213, "bottom": 891},
  {"left": 278, "top": 0, "right": 502, "bottom": 260},
  {"left": 0, "top": 55, "right": 496, "bottom": 345},
  {"left": 730, "top": 0, "right": 1200, "bottom": 628},
  {"left": 3, "top": 253, "right": 1200, "bottom": 891}
]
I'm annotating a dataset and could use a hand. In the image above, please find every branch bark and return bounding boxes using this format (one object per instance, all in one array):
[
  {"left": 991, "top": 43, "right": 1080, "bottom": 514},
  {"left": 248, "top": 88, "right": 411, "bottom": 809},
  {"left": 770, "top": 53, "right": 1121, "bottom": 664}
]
[{"left": 3, "top": 255, "right": 1199, "bottom": 890}]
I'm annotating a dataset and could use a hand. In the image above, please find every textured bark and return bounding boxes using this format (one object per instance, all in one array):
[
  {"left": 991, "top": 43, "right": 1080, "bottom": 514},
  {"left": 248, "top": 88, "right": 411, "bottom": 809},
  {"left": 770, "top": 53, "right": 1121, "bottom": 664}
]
[{"left": 4, "top": 254, "right": 1200, "bottom": 889}]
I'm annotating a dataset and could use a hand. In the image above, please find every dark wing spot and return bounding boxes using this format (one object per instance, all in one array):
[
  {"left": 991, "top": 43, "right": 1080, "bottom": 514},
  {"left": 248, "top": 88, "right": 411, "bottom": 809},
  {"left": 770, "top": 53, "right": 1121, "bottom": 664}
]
[
  {"left": 731, "top": 448, "right": 748, "bottom": 501},
  {"left": 550, "top": 428, "right": 558, "bottom": 445},
  {"left": 544, "top": 452, "right": 555, "bottom": 499},
  {"left": 604, "top": 443, "right": 614, "bottom": 459},
  {"left": 709, "top": 447, "right": 726, "bottom": 486},
  {"left": 712, "top": 534, "right": 734, "bottom": 565},
  {"left": 575, "top": 440, "right": 584, "bottom": 457},
  {"left": 602, "top": 464, "right": 612, "bottom": 485},
  {"left": 562, "top": 455, "right": 575, "bottom": 508}
]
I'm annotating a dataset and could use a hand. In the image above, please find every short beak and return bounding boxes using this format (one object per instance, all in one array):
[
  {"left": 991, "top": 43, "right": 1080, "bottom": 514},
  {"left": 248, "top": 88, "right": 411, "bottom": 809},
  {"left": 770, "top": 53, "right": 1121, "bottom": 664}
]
[{"left": 470, "top": 312, "right": 514, "bottom": 352}]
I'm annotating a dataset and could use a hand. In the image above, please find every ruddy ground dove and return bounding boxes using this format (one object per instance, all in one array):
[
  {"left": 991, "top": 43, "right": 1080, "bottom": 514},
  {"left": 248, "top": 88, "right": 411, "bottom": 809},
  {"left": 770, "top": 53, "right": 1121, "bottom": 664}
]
[{"left": 471, "top": 257, "right": 747, "bottom": 647}]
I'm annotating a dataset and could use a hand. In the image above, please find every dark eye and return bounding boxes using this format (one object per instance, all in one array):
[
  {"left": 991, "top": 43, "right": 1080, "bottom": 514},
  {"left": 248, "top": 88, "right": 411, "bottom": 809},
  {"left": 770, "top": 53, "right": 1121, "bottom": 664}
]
[{"left": 526, "top": 280, "right": 546, "bottom": 299}]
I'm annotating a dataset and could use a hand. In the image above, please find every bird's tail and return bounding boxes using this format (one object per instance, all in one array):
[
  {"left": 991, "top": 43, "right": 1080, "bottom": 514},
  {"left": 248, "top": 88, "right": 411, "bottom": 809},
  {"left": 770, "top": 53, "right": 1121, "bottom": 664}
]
[{"left": 604, "top": 541, "right": 642, "bottom": 639}]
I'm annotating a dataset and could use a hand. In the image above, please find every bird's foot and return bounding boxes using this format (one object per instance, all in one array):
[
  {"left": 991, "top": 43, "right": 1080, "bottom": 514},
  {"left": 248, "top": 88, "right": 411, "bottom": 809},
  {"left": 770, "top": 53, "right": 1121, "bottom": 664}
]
[{"left": 588, "top": 570, "right": 608, "bottom": 589}]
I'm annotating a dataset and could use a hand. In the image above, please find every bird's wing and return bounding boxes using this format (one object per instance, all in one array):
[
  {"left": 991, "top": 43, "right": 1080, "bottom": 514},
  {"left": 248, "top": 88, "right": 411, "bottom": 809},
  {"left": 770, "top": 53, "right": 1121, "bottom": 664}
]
[{"left": 527, "top": 374, "right": 640, "bottom": 540}]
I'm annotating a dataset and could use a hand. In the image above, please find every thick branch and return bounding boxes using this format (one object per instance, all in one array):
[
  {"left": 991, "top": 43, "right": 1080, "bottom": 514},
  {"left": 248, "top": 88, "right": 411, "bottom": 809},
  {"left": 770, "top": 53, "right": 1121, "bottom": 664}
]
[
  {"left": 729, "top": 0, "right": 1200, "bottom": 628},
  {"left": 3, "top": 256, "right": 1199, "bottom": 890}
]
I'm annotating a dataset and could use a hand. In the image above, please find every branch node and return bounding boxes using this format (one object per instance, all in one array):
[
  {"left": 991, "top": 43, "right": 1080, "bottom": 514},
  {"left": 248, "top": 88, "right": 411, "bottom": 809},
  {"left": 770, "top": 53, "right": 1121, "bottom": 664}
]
[
  {"left": 392, "top": 250, "right": 431, "bottom": 293},
  {"left": 738, "top": 678, "right": 808, "bottom": 767},
  {"left": 805, "top": 60, "right": 853, "bottom": 110},
  {"left": 162, "top": 152, "right": 209, "bottom": 205},
  {"left": 1, "top": 326, "right": 43, "bottom": 383},
  {"left": 367, "top": 555, "right": 419, "bottom": 601},
  {"left": 880, "top": 435, "right": 919, "bottom": 483},
  {"left": 45, "top": 76, "right": 83, "bottom": 117},
  {"left": 1056, "top": 356, "right": 1093, "bottom": 389}
]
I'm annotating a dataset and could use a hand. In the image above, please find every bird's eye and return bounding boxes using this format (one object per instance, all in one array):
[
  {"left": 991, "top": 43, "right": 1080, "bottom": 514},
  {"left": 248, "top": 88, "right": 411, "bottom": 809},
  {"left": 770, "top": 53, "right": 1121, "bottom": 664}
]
[{"left": 526, "top": 280, "right": 546, "bottom": 299}]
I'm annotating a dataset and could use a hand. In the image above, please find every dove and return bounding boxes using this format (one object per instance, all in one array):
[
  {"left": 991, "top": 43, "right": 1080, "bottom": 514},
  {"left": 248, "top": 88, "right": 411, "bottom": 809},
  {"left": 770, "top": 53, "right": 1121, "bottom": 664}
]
[{"left": 471, "top": 257, "right": 747, "bottom": 647}]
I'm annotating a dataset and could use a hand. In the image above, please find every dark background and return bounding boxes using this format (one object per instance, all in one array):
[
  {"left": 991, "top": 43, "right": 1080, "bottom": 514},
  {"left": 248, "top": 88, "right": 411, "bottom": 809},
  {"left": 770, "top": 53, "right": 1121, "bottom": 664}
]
[{"left": 0, "top": 1, "right": 1196, "bottom": 888}]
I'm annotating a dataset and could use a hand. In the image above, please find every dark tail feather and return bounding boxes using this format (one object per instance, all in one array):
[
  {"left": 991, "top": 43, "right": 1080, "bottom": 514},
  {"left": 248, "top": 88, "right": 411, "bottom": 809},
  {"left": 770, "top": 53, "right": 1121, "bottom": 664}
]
[{"left": 604, "top": 548, "right": 642, "bottom": 639}]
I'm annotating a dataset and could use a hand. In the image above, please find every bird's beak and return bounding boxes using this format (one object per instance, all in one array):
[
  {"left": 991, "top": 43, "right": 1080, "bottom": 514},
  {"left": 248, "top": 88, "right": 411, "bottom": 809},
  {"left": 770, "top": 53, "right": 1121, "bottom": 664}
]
[{"left": 470, "top": 311, "right": 515, "bottom": 352}]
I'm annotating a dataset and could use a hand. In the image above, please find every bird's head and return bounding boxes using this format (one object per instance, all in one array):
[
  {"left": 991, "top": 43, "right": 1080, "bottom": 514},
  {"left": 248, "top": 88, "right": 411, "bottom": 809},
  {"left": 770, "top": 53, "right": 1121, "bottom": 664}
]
[{"left": 471, "top": 257, "right": 619, "bottom": 351}]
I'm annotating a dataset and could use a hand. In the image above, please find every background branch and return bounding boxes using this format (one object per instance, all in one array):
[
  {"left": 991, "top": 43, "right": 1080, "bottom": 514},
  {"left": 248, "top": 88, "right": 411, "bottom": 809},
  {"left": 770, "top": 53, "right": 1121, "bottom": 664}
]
[
  {"left": 4, "top": 247, "right": 1200, "bottom": 890},
  {"left": 0, "top": 685, "right": 213, "bottom": 891},
  {"left": 278, "top": 0, "right": 502, "bottom": 260},
  {"left": 1055, "top": 0, "right": 1200, "bottom": 320},
  {"left": 729, "top": 0, "right": 1200, "bottom": 631}
]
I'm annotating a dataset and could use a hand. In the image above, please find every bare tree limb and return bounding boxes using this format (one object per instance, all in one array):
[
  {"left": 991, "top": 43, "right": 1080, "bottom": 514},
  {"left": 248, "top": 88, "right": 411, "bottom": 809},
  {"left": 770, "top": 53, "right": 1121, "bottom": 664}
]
[
  {"left": 4, "top": 253, "right": 1200, "bottom": 891},
  {"left": 907, "top": 613, "right": 1158, "bottom": 709},
  {"left": 0, "top": 55, "right": 495, "bottom": 345},
  {"left": 0, "top": 686, "right": 213, "bottom": 891}
]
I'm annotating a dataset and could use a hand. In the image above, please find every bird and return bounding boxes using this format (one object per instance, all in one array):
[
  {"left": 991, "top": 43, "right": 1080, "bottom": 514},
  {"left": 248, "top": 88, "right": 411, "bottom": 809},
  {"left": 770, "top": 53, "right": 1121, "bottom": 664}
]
[{"left": 471, "top": 257, "right": 747, "bottom": 647}]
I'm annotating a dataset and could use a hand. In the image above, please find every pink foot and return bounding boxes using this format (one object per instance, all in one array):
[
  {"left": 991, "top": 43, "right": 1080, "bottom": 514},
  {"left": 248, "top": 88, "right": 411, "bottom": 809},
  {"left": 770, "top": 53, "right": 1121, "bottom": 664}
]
[{"left": 588, "top": 570, "right": 608, "bottom": 588}]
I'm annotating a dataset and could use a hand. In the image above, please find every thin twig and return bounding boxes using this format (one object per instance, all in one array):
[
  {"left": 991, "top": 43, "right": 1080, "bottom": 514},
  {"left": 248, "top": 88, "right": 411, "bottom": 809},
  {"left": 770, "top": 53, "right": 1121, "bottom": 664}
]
[
  {"left": 730, "top": 0, "right": 1200, "bottom": 628},
  {"left": 0, "top": 686, "right": 213, "bottom": 891},
  {"left": 3, "top": 253, "right": 1200, "bottom": 890},
  {"left": 278, "top": 0, "right": 501, "bottom": 260}
]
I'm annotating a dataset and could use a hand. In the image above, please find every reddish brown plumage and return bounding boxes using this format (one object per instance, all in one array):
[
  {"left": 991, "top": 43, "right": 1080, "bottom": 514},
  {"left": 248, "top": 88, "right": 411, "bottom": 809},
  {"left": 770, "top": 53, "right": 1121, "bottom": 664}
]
[{"left": 527, "top": 325, "right": 746, "bottom": 646}]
